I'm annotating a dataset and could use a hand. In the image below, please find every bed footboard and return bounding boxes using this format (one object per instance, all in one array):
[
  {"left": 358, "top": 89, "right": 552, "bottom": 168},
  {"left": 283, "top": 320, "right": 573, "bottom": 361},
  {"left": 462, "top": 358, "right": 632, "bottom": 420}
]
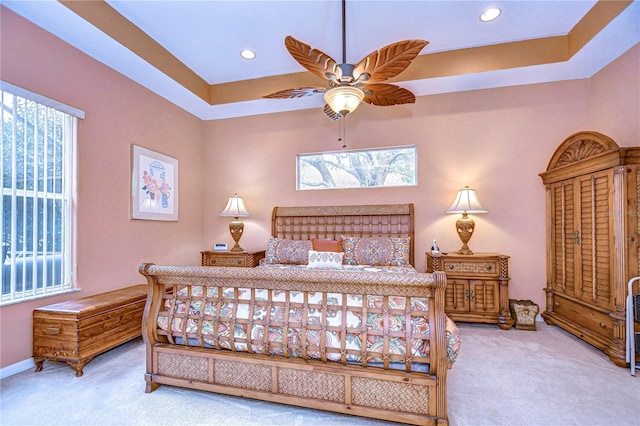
[{"left": 140, "top": 264, "right": 450, "bottom": 426}]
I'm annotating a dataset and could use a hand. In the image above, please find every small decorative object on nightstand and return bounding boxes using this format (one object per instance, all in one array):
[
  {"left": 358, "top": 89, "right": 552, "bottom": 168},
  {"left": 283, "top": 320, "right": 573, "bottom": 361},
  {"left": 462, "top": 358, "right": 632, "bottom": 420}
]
[
  {"left": 201, "top": 250, "right": 265, "bottom": 268},
  {"left": 431, "top": 239, "right": 440, "bottom": 254},
  {"left": 426, "top": 252, "right": 514, "bottom": 329}
]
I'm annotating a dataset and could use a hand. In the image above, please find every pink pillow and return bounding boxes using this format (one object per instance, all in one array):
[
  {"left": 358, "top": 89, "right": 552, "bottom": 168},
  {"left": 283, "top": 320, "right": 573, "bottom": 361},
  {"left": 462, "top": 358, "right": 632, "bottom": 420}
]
[{"left": 311, "top": 238, "right": 343, "bottom": 253}]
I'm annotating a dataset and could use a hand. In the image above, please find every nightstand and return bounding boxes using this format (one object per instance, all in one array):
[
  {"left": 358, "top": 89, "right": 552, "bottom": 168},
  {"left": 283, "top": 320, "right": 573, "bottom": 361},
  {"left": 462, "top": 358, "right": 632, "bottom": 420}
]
[
  {"left": 426, "top": 252, "right": 514, "bottom": 329},
  {"left": 201, "top": 250, "right": 265, "bottom": 267}
]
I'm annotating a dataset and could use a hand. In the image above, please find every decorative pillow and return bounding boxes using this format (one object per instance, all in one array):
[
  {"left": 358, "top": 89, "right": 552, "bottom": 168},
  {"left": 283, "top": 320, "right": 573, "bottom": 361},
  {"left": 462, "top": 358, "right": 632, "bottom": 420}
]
[
  {"left": 311, "top": 238, "right": 343, "bottom": 252},
  {"left": 264, "top": 237, "right": 313, "bottom": 265},
  {"left": 342, "top": 236, "right": 410, "bottom": 266},
  {"left": 307, "top": 250, "right": 344, "bottom": 269}
]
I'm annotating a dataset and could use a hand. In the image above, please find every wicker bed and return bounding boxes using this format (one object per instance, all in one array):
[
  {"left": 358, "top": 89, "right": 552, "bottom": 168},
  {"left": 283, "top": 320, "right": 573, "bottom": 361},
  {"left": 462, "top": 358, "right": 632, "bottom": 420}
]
[{"left": 140, "top": 204, "right": 455, "bottom": 425}]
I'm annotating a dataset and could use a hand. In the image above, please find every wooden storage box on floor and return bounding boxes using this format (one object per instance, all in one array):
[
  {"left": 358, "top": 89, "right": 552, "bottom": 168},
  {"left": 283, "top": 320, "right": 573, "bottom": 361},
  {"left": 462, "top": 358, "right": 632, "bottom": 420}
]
[{"left": 33, "top": 284, "right": 147, "bottom": 376}]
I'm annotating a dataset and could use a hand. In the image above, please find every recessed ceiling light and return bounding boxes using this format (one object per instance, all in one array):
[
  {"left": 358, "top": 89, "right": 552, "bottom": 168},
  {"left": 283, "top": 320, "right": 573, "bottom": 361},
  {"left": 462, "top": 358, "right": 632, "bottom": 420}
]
[
  {"left": 240, "top": 49, "right": 256, "bottom": 60},
  {"left": 480, "top": 7, "right": 501, "bottom": 22}
]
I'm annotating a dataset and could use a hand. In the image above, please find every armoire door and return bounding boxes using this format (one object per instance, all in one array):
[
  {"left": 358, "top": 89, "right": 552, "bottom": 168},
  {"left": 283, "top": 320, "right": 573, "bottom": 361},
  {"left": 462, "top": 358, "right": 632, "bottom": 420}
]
[
  {"left": 549, "top": 169, "right": 614, "bottom": 308},
  {"left": 574, "top": 169, "right": 614, "bottom": 309},
  {"left": 550, "top": 179, "right": 576, "bottom": 296}
]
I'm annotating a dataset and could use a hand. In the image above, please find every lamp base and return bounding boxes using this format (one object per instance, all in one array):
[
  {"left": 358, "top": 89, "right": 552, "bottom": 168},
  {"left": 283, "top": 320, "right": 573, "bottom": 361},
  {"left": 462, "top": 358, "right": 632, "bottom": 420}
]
[
  {"left": 228, "top": 219, "right": 245, "bottom": 253},
  {"left": 457, "top": 246, "right": 474, "bottom": 255},
  {"left": 455, "top": 213, "right": 475, "bottom": 255}
]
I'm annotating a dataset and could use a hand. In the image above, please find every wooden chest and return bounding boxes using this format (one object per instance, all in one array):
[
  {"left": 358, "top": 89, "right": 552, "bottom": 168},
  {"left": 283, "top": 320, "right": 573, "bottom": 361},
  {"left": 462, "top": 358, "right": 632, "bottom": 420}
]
[{"left": 33, "top": 284, "right": 147, "bottom": 376}]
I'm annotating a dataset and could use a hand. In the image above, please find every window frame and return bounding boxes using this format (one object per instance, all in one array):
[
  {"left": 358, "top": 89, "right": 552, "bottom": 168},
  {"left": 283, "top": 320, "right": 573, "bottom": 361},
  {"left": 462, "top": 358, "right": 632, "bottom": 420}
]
[
  {"left": 1, "top": 81, "right": 82, "bottom": 306},
  {"left": 296, "top": 145, "right": 418, "bottom": 191}
]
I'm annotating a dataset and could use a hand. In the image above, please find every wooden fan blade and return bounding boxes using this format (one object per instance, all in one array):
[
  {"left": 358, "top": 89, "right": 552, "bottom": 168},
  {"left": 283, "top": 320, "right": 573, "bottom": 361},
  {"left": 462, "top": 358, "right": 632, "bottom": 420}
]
[
  {"left": 264, "top": 87, "right": 326, "bottom": 99},
  {"left": 354, "top": 40, "right": 428, "bottom": 84},
  {"left": 362, "top": 84, "right": 416, "bottom": 106},
  {"left": 323, "top": 104, "right": 345, "bottom": 121},
  {"left": 285, "top": 36, "right": 340, "bottom": 81}
]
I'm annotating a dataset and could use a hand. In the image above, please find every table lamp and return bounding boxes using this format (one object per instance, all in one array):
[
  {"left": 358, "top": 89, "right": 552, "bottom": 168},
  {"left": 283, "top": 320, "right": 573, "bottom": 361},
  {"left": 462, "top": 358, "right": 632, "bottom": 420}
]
[
  {"left": 219, "top": 194, "right": 250, "bottom": 252},
  {"left": 446, "top": 186, "right": 488, "bottom": 255}
]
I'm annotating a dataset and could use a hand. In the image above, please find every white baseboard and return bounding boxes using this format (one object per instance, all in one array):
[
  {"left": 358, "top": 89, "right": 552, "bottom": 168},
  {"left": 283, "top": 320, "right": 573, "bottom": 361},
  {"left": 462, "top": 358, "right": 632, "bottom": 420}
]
[{"left": 1, "top": 358, "right": 34, "bottom": 380}]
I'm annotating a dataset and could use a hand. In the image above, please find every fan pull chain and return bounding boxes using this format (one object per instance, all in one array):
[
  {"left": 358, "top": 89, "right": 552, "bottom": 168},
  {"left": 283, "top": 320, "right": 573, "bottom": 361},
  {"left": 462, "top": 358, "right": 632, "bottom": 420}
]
[{"left": 338, "top": 119, "right": 346, "bottom": 149}]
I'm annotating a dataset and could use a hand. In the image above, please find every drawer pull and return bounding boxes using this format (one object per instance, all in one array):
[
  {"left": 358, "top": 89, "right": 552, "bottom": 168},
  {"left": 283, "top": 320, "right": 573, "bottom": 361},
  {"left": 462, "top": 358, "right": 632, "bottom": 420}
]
[
  {"left": 554, "top": 301, "right": 560, "bottom": 307},
  {"left": 486, "top": 265, "right": 493, "bottom": 271},
  {"left": 46, "top": 327, "right": 61, "bottom": 335},
  {"left": 237, "top": 260, "right": 242, "bottom": 265},
  {"left": 449, "top": 265, "right": 454, "bottom": 270},
  {"left": 599, "top": 322, "right": 606, "bottom": 328},
  {"left": 210, "top": 259, "right": 216, "bottom": 265}
]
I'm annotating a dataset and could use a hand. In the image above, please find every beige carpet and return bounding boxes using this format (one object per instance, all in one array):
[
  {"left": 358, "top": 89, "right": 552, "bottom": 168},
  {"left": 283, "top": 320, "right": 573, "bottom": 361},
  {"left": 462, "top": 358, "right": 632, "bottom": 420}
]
[{"left": 1, "top": 322, "right": 639, "bottom": 426}]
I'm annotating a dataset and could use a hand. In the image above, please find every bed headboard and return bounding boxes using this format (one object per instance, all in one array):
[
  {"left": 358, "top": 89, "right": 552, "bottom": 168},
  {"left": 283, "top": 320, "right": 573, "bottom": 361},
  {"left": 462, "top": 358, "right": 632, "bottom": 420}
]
[{"left": 271, "top": 204, "right": 415, "bottom": 266}]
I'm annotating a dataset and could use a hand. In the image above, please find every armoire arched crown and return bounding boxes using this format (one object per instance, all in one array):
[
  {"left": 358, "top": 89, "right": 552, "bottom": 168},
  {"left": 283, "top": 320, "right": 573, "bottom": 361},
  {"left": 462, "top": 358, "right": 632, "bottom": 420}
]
[{"left": 546, "top": 130, "right": 619, "bottom": 171}]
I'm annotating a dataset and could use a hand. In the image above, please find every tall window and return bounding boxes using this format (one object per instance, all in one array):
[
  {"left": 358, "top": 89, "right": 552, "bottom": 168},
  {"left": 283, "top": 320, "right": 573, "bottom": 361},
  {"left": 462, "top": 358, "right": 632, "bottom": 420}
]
[{"left": 1, "top": 82, "right": 82, "bottom": 305}]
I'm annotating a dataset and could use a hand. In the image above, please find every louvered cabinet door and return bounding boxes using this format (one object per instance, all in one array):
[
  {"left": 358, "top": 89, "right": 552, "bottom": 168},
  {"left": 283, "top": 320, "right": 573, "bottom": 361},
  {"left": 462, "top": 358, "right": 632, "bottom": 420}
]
[
  {"left": 575, "top": 170, "right": 613, "bottom": 309},
  {"left": 469, "top": 280, "right": 499, "bottom": 314},
  {"left": 444, "top": 279, "right": 470, "bottom": 313},
  {"left": 550, "top": 180, "right": 576, "bottom": 295}
]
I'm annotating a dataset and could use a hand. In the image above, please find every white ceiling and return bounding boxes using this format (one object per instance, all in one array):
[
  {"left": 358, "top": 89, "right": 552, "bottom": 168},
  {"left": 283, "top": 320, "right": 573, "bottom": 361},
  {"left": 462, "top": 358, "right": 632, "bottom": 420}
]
[{"left": 3, "top": 1, "right": 639, "bottom": 120}]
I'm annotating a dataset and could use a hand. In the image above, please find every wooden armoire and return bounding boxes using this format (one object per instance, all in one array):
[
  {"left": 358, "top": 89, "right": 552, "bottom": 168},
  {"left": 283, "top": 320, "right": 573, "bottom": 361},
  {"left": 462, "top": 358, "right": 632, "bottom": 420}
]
[{"left": 540, "top": 131, "right": 639, "bottom": 367}]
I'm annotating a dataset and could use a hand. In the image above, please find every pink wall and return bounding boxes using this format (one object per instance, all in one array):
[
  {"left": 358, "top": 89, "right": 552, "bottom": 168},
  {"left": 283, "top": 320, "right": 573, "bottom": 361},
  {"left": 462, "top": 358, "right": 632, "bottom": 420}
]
[
  {"left": 0, "top": 8, "right": 204, "bottom": 367},
  {"left": 589, "top": 44, "right": 640, "bottom": 146},
  {"left": 1, "top": 5, "right": 638, "bottom": 371}
]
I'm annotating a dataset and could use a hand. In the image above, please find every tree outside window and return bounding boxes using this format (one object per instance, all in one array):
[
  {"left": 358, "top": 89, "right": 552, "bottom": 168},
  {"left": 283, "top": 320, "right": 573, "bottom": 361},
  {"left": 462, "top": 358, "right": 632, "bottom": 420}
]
[{"left": 297, "top": 146, "right": 417, "bottom": 190}]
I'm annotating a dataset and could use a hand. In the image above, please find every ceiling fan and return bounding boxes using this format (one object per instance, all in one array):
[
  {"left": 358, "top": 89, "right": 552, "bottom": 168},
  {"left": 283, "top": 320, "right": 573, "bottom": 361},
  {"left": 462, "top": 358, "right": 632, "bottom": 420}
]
[{"left": 264, "top": 0, "right": 428, "bottom": 120}]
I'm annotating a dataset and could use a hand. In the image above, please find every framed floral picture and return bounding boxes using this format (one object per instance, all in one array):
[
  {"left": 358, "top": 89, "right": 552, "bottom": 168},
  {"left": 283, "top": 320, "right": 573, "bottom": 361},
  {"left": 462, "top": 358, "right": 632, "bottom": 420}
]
[{"left": 131, "top": 145, "right": 179, "bottom": 221}]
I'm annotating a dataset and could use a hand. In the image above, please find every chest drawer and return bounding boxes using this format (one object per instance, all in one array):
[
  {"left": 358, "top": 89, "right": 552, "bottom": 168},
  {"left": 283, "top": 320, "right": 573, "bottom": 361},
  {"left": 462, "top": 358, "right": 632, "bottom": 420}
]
[
  {"left": 442, "top": 259, "right": 499, "bottom": 277},
  {"left": 207, "top": 256, "right": 247, "bottom": 267}
]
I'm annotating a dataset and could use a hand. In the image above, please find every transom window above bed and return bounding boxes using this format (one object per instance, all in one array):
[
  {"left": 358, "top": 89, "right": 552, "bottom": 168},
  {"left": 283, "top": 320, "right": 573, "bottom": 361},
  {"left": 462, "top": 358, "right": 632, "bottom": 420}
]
[{"left": 297, "top": 145, "right": 417, "bottom": 190}]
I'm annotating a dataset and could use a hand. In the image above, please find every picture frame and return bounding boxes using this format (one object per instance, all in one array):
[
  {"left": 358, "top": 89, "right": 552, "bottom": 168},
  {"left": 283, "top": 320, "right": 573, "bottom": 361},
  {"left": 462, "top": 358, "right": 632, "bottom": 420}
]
[{"left": 131, "top": 145, "right": 179, "bottom": 221}]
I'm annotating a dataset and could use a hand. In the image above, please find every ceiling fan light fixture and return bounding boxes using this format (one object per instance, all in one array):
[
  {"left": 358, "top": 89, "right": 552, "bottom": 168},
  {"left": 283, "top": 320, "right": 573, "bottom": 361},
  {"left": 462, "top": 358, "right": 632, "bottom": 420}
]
[{"left": 324, "top": 86, "right": 365, "bottom": 115}]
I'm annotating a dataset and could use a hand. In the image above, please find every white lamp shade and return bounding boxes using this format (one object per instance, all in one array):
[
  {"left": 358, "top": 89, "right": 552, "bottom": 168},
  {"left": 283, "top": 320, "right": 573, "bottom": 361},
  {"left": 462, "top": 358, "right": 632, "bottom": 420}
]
[
  {"left": 220, "top": 194, "right": 250, "bottom": 218},
  {"left": 323, "top": 86, "right": 365, "bottom": 114},
  {"left": 446, "top": 186, "right": 488, "bottom": 214}
]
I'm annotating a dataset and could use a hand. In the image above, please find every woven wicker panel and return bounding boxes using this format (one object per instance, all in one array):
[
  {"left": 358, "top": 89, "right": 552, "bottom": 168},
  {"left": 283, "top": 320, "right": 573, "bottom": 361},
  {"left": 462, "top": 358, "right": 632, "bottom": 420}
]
[
  {"left": 214, "top": 359, "right": 272, "bottom": 391},
  {"left": 273, "top": 204, "right": 412, "bottom": 217},
  {"left": 351, "top": 377, "right": 429, "bottom": 415},
  {"left": 157, "top": 352, "right": 209, "bottom": 381},
  {"left": 445, "top": 261, "right": 497, "bottom": 274},
  {"left": 278, "top": 368, "right": 345, "bottom": 402},
  {"left": 151, "top": 265, "right": 435, "bottom": 298}
]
